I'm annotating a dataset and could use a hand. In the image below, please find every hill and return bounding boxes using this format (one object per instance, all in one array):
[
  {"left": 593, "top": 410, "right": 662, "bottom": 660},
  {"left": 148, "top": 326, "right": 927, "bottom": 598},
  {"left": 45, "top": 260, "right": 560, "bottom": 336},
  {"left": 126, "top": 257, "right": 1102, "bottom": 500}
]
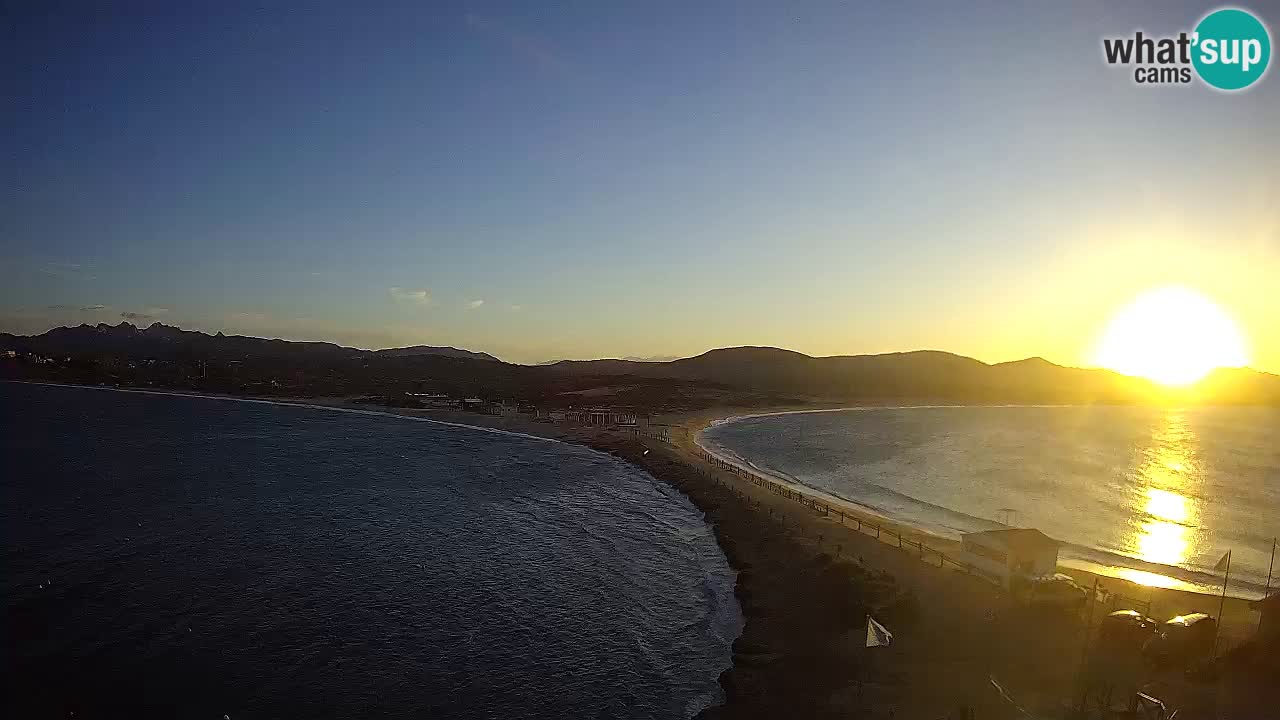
[
  {"left": 0, "top": 322, "right": 498, "bottom": 362},
  {"left": 547, "top": 347, "right": 1280, "bottom": 406},
  {"left": 3, "top": 325, "right": 1278, "bottom": 407},
  {"left": 374, "top": 346, "right": 499, "bottom": 362}
]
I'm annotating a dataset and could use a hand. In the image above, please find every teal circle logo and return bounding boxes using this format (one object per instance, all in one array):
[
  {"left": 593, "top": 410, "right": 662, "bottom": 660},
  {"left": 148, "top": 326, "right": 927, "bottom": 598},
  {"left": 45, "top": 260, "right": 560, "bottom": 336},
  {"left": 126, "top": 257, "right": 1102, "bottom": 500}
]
[{"left": 1192, "top": 8, "right": 1271, "bottom": 90}]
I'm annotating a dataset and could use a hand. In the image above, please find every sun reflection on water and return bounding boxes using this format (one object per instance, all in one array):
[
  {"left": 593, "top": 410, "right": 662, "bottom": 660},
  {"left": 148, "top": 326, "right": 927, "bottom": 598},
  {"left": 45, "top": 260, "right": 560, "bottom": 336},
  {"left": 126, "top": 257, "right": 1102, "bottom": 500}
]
[
  {"left": 1114, "top": 568, "right": 1190, "bottom": 590},
  {"left": 1129, "top": 412, "right": 1201, "bottom": 569}
]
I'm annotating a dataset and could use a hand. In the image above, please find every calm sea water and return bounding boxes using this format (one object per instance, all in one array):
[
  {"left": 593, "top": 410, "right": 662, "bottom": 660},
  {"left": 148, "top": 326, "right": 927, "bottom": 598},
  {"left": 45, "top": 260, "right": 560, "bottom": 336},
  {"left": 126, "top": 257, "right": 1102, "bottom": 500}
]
[
  {"left": 702, "top": 405, "right": 1280, "bottom": 597},
  {"left": 2, "top": 383, "right": 740, "bottom": 718}
]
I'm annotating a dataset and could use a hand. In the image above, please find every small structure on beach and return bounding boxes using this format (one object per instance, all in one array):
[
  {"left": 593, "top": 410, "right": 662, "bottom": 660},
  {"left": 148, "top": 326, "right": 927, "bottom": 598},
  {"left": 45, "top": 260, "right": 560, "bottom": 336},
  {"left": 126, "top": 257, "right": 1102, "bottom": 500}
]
[{"left": 959, "top": 528, "right": 1060, "bottom": 589}]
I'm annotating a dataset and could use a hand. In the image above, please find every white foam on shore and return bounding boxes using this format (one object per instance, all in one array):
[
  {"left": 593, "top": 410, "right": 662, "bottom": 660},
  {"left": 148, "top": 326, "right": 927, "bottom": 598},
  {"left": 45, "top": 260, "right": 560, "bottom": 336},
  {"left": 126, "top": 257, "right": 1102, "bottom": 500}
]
[{"left": 12, "top": 381, "right": 569, "bottom": 446}]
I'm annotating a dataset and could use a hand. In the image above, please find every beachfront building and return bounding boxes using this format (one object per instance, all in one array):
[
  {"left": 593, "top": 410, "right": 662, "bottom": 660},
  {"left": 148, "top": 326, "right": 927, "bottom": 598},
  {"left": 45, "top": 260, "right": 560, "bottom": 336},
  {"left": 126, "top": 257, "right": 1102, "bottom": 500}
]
[
  {"left": 959, "top": 528, "right": 1060, "bottom": 589},
  {"left": 485, "top": 402, "right": 519, "bottom": 416},
  {"left": 577, "top": 407, "right": 630, "bottom": 425},
  {"left": 584, "top": 408, "right": 611, "bottom": 425},
  {"left": 406, "top": 392, "right": 453, "bottom": 407}
]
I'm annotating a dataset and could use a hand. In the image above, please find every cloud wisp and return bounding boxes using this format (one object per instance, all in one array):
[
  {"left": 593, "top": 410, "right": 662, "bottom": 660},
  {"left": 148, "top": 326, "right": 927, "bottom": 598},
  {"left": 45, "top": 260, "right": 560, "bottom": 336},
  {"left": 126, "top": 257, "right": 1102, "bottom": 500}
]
[
  {"left": 467, "top": 299, "right": 485, "bottom": 309},
  {"left": 46, "top": 303, "right": 109, "bottom": 312},
  {"left": 120, "top": 308, "right": 169, "bottom": 322},
  {"left": 389, "top": 287, "right": 433, "bottom": 306}
]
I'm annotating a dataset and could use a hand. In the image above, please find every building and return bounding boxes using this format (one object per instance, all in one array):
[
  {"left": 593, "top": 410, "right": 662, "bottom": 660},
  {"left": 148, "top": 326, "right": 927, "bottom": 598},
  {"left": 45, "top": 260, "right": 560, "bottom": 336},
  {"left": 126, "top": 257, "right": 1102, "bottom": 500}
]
[
  {"left": 581, "top": 408, "right": 639, "bottom": 426},
  {"left": 959, "top": 528, "right": 1060, "bottom": 589},
  {"left": 582, "top": 407, "right": 613, "bottom": 425},
  {"left": 485, "top": 402, "right": 519, "bottom": 416},
  {"left": 649, "top": 424, "right": 675, "bottom": 443},
  {"left": 407, "top": 392, "right": 453, "bottom": 407}
]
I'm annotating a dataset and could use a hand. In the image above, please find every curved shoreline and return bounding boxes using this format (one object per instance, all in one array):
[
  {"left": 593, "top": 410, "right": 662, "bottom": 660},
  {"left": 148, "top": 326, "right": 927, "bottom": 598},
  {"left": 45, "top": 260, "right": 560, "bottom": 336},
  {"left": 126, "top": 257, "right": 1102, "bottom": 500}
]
[
  {"left": 11, "top": 383, "right": 902, "bottom": 716},
  {"left": 695, "top": 420, "right": 952, "bottom": 542},
  {"left": 701, "top": 405, "right": 1278, "bottom": 599},
  {"left": 11, "top": 384, "right": 1270, "bottom": 717}
]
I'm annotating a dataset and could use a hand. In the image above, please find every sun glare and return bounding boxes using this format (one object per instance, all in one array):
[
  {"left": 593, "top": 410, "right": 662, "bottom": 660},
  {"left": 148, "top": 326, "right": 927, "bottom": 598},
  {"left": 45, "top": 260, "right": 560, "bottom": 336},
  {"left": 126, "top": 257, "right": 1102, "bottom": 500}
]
[{"left": 1092, "top": 286, "right": 1249, "bottom": 386}]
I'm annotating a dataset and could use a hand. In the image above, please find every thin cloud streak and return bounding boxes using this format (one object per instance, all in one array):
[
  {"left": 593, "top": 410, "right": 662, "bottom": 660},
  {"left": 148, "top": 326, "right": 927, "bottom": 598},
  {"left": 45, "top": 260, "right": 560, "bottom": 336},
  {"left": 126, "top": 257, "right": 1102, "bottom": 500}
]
[
  {"left": 46, "top": 303, "right": 109, "bottom": 312},
  {"left": 389, "top": 287, "right": 432, "bottom": 306}
]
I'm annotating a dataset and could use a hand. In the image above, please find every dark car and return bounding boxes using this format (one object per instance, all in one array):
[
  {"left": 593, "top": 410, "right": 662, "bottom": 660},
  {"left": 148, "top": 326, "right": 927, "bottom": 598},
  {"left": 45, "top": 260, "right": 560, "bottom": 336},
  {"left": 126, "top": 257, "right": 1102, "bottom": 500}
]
[
  {"left": 1027, "top": 573, "right": 1088, "bottom": 610},
  {"left": 1142, "top": 613, "right": 1217, "bottom": 669},
  {"left": 1098, "top": 609, "right": 1160, "bottom": 653},
  {"left": 1086, "top": 609, "right": 1161, "bottom": 685}
]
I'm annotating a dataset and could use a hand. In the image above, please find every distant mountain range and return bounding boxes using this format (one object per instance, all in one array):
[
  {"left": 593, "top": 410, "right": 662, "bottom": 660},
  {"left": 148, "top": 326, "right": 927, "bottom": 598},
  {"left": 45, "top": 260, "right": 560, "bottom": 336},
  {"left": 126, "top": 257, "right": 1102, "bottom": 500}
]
[
  {"left": 370, "top": 345, "right": 500, "bottom": 362},
  {"left": 3, "top": 324, "right": 1278, "bottom": 406},
  {"left": 546, "top": 346, "right": 1280, "bottom": 405},
  {"left": 0, "top": 322, "right": 500, "bottom": 362},
  {"left": 536, "top": 354, "right": 680, "bottom": 365}
]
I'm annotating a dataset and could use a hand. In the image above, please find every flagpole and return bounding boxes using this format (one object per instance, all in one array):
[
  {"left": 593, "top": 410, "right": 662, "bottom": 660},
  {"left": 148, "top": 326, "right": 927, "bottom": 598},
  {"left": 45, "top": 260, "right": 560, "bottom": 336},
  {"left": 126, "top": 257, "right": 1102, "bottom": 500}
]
[
  {"left": 1265, "top": 538, "right": 1276, "bottom": 599},
  {"left": 1213, "top": 549, "right": 1231, "bottom": 658},
  {"left": 1261, "top": 538, "right": 1276, "bottom": 633}
]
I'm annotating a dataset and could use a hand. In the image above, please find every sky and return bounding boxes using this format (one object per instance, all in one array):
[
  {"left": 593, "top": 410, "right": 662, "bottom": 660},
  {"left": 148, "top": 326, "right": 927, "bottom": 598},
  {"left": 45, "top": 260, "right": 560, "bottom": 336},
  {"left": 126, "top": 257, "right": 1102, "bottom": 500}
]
[{"left": 3, "top": 1, "right": 1278, "bottom": 369}]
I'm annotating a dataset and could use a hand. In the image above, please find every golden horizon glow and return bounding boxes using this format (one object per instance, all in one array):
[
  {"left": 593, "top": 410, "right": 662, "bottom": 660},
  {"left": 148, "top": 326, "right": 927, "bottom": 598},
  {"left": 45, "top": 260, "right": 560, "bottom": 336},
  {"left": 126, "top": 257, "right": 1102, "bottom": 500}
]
[{"left": 1091, "top": 286, "right": 1250, "bottom": 386}]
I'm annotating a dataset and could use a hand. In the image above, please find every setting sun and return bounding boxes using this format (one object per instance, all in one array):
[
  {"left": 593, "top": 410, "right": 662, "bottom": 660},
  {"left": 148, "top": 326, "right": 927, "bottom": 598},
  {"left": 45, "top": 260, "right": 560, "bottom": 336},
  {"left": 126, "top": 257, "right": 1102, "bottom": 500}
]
[{"left": 1092, "top": 286, "right": 1250, "bottom": 386}]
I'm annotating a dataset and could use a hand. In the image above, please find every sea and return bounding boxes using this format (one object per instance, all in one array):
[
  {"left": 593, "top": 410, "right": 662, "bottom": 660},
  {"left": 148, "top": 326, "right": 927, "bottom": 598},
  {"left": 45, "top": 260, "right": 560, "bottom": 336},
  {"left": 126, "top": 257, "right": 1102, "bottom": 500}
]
[
  {"left": 701, "top": 405, "right": 1280, "bottom": 598},
  {"left": 1, "top": 382, "right": 740, "bottom": 718}
]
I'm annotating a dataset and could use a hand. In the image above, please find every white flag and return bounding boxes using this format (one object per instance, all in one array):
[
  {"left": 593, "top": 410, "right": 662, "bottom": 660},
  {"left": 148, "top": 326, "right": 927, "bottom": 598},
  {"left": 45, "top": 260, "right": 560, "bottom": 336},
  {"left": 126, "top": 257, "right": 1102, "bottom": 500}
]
[
  {"left": 866, "top": 616, "right": 892, "bottom": 648},
  {"left": 1213, "top": 550, "right": 1231, "bottom": 573}
]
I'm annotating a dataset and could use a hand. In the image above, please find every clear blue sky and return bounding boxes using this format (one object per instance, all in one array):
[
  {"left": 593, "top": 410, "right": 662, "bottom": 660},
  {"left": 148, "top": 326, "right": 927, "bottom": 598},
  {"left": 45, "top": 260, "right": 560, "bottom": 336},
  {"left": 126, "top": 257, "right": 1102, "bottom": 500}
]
[{"left": 4, "top": 1, "right": 1278, "bottom": 368}]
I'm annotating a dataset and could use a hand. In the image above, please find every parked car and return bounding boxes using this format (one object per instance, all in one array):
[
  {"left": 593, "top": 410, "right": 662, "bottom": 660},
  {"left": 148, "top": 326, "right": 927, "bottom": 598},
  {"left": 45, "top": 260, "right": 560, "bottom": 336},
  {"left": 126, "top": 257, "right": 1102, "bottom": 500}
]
[
  {"left": 1142, "top": 613, "right": 1216, "bottom": 669},
  {"left": 1027, "top": 573, "right": 1088, "bottom": 610},
  {"left": 1097, "top": 609, "right": 1159, "bottom": 653}
]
